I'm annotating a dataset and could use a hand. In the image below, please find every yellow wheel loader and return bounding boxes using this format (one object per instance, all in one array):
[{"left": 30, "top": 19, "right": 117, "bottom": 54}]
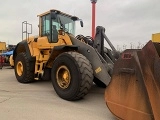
[
  {"left": 13, "top": 9, "right": 118, "bottom": 101},
  {"left": 12, "top": 9, "right": 160, "bottom": 119}
]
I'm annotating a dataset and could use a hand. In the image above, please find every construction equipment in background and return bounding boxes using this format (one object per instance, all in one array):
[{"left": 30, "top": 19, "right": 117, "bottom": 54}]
[
  {"left": 0, "top": 42, "right": 7, "bottom": 53},
  {"left": 152, "top": 33, "right": 160, "bottom": 42},
  {"left": 9, "top": 54, "right": 14, "bottom": 67},
  {"left": 0, "top": 42, "right": 15, "bottom": 68},
  {"left": 12, "top": 9, "right": 159, "bottom": 120},
  {"left": 0, "top": 55, "right": 5, "bottom": 69},
  {"left": 1, "top": 50, "right": 14, "bottom": 67},
  {"left": 0, "top": 42, "right": 6, "bottom": 69}
]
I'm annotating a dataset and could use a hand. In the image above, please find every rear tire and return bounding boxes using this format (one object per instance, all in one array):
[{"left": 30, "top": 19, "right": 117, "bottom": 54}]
[
  {"left": 14, "top": 53, "right": 34, "bottom": 83},
  {"left": 51, "top": 51, "right": 93, "bottom": 101}
]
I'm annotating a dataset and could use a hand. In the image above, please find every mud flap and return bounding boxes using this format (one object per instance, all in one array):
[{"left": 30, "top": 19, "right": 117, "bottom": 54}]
[{"left": 105, "top": 41, "right": 160, "bottom": 120}]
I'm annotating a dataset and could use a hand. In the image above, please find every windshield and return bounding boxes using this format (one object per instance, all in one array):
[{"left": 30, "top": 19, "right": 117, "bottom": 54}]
[{"left": 52, "top": 14, "right": 76, "bottom": 35}]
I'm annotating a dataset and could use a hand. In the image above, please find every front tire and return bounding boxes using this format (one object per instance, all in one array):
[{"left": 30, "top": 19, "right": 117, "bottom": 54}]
[
  {"left": 51, "top": 52, "right": 93, "bottom": 101},
  {"left": 14, "top": 53, "right": 35, "bottom": 83}
]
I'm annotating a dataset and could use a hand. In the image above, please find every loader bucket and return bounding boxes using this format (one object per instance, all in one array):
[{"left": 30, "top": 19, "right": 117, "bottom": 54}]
[{"left": 105, "top": 41, "right": 160, "bottom": 120}]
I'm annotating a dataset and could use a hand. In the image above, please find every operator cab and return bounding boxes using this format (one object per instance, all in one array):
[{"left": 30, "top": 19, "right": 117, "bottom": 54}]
[{"left": 38, "top": 9, "right": 83, "bottom": 43}]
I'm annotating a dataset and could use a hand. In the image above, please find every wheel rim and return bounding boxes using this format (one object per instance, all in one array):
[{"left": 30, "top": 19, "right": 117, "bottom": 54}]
[
  {"left": 16, "top": 61, "right": 23, "bottom": 76},
  {"left": 56, "top": 65, "right": 71, "bottom": 89}
]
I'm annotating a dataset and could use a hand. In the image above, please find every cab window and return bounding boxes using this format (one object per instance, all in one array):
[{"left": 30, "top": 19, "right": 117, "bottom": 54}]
[{"left": 41, "top": 14, "right": 50, "bottom": 37}]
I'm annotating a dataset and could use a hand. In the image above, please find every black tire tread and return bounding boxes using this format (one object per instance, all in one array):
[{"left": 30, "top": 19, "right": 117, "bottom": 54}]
[
  {"left": 15, "top": 53, "right": 34, "bottom": 83},
  {"left": 67, "top": 52, "right": 93, "bottom": 100}
]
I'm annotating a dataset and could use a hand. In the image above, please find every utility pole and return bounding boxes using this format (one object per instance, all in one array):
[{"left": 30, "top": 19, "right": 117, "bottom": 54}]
[{"left": 90, "top": 0, "right": 97, "bottom": 39}]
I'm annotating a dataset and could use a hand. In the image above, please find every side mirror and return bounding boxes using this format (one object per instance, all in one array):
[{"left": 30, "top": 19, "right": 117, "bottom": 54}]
[
  {"left": 80, "top": 20, "right": 83, "bottom": 27},
  {"left": 71, "top": 17, "right": 84, "bottom": 27},
  {"left": 51, "top": 12, "right": 57, "bottom": 19}
]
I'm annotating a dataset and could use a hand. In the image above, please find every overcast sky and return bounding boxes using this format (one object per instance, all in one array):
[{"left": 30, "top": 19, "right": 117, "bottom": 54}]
[{"left": 0, "top": 0, "right": 160, "bottom": 49}]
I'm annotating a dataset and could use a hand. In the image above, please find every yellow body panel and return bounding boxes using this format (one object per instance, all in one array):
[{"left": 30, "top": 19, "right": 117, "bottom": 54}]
[
  {"left": 152, "top": 33, "right": 160, "bottom": 42},
  {"left": 0, "top": 42, "right": 6, "bottom": 53},
  {"left": 26, "top": 33, "right": 73, "bottom": 77}
]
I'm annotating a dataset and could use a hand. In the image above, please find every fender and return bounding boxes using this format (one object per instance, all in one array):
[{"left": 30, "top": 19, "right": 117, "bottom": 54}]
[
  {"left": 46, "top": 45, "right": 78, "bottom": 68},
  {"left": 13, "top": 40, "right": 35, "bottom": 62},
  {"left": 13, "top": 40, "right": 36, "bottom": 74},
  {"left": 69, "top": 36, "right": 111, "bottom": 86},
  {"left": 43, "top": 45, "right": 78, "bottom": 80}
]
